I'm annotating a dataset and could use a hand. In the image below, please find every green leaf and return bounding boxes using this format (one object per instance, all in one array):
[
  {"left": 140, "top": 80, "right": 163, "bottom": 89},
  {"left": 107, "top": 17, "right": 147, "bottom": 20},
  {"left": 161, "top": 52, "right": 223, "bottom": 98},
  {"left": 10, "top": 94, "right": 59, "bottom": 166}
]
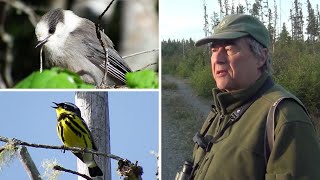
[
  {"left": 126, "top": 70, "right": 158, "bottom": 89},
  {"left": 14, "top": 68, "right": 94, "bottom": 89}
]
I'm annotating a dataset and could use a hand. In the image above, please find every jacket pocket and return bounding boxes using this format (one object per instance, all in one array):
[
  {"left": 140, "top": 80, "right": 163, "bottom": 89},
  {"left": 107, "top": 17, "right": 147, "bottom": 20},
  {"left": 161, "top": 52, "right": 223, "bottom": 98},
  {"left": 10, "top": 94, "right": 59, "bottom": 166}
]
[{"left": 266, "top": 173, "right": 292, "bottom": 180}]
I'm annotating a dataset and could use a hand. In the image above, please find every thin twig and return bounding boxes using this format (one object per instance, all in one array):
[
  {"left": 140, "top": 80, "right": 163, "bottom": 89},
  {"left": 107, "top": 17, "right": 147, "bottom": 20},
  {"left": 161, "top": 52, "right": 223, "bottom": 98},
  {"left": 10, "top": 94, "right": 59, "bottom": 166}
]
[
  {"left": 0, "top": 136, "right": 123, "bottom": 161},
  {"left": 96, "top": 0, "right": 116, "bottom": 86},
  {"left": 0, "top": 0, "right": 39, "bottom": 27},
  {"left": 53, "top": 165, "right": 92, "bottom": 180},
  {"left": 139, "top": 62, "right": 158, "bottom": 70},
  {"left": 101, "top": 48, "right": 109, "bottom": 85},
  {"left": 97, "top": 0, "right": 116, "bottom": 20},
  {"left": 122, "top": 49, "right": 159, "bottom": 59},
  {"left": 40, "top": 47, "right": 43, "bottom": 72}
]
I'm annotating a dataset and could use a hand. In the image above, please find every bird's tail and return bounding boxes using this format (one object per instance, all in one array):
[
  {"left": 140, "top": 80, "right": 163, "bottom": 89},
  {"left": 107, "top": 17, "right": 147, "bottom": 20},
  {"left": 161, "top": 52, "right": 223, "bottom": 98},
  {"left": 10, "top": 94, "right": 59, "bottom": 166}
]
[
  {"left": 88, "top": 165, "right": 103, "bottom": 177},
  {"left": 73, "top": 152, "right": 103, "bottom": 177}
]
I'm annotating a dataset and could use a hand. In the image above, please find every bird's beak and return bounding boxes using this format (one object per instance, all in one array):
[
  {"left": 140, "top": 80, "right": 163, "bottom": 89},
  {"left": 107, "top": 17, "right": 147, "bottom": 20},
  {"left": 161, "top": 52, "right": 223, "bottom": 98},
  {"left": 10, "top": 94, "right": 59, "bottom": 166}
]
[
  {"left": 51, "top": 102, "right": 59, "bottom": 109},
  {"left": 35, "top": 35, "right": 51, "bottom": 49}
]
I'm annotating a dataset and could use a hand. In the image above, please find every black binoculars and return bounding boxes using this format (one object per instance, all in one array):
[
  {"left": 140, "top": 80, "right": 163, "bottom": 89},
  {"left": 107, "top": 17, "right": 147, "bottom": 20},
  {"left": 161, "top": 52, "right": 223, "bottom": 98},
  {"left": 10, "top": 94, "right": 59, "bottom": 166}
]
[{"left": 175, "top": 161, "right": 193, "bottom": 180}]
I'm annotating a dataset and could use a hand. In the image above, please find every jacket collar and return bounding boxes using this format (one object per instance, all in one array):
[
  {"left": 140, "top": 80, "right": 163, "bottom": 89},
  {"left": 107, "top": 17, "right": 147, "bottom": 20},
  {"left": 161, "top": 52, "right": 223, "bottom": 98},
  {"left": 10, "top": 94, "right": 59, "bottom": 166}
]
[{"left": 212, "top": 72, "right": 270, "bottom": 114}]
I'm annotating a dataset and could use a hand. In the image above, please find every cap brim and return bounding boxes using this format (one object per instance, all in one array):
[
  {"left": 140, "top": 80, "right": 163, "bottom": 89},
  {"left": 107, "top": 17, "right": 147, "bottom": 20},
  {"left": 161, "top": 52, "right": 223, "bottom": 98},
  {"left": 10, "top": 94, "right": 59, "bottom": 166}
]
[{"left": 195, "top": 32, "right": 248, "bottom": 47}]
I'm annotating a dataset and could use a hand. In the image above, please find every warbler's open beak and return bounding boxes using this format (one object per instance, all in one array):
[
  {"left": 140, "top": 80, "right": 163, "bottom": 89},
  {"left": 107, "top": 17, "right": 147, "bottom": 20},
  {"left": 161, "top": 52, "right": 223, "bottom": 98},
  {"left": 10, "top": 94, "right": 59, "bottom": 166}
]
[
  {"left": 35, "top": 35, "right": 51, "bottom": 49},
  {"left": 51, "top": 102, "right": 59, "bottom": 109}
]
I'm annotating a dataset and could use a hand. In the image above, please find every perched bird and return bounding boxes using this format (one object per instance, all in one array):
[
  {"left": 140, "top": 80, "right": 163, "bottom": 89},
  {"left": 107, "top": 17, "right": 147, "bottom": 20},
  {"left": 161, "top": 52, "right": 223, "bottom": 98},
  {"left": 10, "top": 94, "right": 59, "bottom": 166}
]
[
  {"left": 35, "top": 9, "right": 132, "bottom": 85},
  {"left": 52, "top": 102, "right": 103, "bottom": 177}
]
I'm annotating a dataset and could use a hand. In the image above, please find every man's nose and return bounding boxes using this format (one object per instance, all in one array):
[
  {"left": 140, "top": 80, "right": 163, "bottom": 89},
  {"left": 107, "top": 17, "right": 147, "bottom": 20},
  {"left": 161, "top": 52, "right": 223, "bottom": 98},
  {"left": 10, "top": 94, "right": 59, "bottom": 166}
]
[{"left": 211, "top": 47, "right": 227, "bottom": 64}]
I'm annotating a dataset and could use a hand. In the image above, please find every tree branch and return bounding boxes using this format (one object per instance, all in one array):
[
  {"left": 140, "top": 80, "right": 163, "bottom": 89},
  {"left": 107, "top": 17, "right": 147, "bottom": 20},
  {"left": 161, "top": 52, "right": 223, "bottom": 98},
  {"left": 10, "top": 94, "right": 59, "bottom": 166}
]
[
  {"left": 139, "top": 62, "right": 158, "bottom": 70},
  {"left": 0, "top": 2, "right": 13, "bottom": 88},
  {"left": 53, "top": 165, "right": 91, "bottom": 180},
  {"left": 0, "top": 136, "right": 123, "bottom": 161},
  {"left": 0, "top": 0, "right": 39, "bottom": 27},
  {"left": 17, "top": 146, "right": 41, "bottom": 180},
  {"left": 122, "top": 49, "right": 159, "bottom": 59},
  {"left": 95, "top": 0, "right": 116, "bottom": 86}
]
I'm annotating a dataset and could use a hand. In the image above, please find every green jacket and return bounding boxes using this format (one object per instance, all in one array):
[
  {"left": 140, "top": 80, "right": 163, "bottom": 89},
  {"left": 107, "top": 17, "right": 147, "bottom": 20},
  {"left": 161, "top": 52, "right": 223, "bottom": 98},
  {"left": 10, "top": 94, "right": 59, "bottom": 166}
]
[{"left": 192, "top": 73, "right": 320, "bottom": 180}]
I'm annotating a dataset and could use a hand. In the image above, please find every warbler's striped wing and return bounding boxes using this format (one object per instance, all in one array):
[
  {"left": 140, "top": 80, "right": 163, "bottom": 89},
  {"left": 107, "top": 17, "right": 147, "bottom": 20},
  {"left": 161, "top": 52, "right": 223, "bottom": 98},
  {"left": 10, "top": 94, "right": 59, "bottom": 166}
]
[{"left": 56, "top": 113, "right": 98, "bottom": 150}]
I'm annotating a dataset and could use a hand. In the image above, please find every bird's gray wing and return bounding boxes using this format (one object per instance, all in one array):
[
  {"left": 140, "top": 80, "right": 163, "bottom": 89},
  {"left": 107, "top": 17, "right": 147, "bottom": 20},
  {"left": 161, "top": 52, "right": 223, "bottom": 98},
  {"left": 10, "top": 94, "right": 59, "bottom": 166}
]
[{"left": 71, "top": 19, "right": 132, "bottom": 84}]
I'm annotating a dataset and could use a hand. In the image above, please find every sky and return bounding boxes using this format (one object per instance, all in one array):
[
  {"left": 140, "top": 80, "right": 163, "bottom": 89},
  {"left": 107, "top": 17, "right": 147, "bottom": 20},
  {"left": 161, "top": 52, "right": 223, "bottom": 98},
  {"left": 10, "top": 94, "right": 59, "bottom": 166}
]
[
  {"left": 0, "top": 91, "right": 158, "bottom": 180},
  {"left": 160, "top": 0, "right": 319, "bottom": 41}
]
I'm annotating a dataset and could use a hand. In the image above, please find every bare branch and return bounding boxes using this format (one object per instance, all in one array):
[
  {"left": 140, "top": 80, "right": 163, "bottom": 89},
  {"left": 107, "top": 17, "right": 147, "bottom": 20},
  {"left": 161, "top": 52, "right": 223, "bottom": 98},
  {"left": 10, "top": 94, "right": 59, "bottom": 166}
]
[
  {"left": 17, "top": 146, "right": 41, "bottom": 180},
  {"left": 0, "top": 3, "right": 13, "bottom": 88},
  {"left": 139, "top": 62, "right": 158, "bottom": 71},
  {"left": 0, "top": 0, "right": 39, "bottom": 27},
  {"left": 96, "top": 0, "right": 116, "bottom": 86},
  {"left": 0, "top": 136, "right": 123, "bottom": 161},
  {"left": 53, "top": 165, "right": 91, "bottom": 180},
  {"left": 1, "top": 32, "right": 13, "bottom": 87},
  {"left": 122, "top": 49, "right": 159, "bottom": 59},
  {"left": 0, "top": 0, "right": 40, "bottom": 88}
]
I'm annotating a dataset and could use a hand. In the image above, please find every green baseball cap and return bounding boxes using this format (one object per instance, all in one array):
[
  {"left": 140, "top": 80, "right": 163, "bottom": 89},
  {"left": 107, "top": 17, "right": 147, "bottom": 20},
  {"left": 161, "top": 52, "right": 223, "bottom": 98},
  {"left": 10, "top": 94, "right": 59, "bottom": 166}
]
[{"left": 195, "top": 14, "right": 270, "bottom": 48}]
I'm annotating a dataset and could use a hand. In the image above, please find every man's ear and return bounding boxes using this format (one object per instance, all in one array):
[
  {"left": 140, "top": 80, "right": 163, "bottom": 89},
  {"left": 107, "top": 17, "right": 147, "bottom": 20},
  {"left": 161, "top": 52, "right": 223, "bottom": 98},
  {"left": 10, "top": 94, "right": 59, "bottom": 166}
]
[{"left": 257, "top": 48, "right": 268, "bottom": 68}]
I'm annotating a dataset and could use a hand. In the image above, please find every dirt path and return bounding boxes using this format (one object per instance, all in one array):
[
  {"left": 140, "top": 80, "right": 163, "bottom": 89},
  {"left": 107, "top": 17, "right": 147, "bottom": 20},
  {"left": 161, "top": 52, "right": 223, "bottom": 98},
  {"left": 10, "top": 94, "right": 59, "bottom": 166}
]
[
  {"left": 162, "top": 74, "right": 212, "bottom": 179},
  {"left": 162, "top": 75, "right": 212, "bottom": 116}
]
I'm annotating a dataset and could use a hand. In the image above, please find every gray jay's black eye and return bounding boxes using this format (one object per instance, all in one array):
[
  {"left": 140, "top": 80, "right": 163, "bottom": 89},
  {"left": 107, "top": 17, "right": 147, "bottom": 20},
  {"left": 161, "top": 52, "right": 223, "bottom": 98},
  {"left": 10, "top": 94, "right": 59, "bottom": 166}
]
[{"left": 48, "top": 27, "right": 55, "bottom": 34}]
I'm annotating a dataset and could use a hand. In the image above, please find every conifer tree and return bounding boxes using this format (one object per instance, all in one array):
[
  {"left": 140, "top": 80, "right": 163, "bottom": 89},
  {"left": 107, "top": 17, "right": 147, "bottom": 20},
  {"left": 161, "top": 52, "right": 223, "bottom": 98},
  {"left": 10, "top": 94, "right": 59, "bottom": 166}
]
[
  {"left": 290, "top": 0, "right": 304, "bottom": 40},
  {"left": 306, "top": 0, "right": 318, "bottom": 41},
  {"left": 203, "top": 0, "right": 209, "bottom": 37}
]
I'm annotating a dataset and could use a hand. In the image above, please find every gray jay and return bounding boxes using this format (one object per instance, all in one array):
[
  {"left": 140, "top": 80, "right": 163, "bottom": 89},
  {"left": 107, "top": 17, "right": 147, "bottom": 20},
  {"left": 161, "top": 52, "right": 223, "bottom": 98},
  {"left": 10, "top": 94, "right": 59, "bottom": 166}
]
[{"left": 35, "top": 9, "right": 132, "bottom": 85}]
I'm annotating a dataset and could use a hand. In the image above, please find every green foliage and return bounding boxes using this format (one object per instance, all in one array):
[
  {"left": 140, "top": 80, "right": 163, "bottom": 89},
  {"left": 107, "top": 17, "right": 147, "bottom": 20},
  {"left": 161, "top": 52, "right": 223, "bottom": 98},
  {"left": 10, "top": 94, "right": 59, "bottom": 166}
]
[
  {"left": 176, "top": 61, "right": 190, "bottom": 78},
  {"left": 126, "top": 70, "right": 158, "bottom": 88},
  {"left": 273, "top": 41, "right": 320, "bottom": 113},
  {"left": 162, "top": 39, "right": 213, "bottom": 98},
  {"left": 14, "top": 68, "right": 94, "bottom": 89},
  {"left": 190, "top": 64, "right": 214, "bottom": 97},
  {"left": 162, "top": 59, "right": 179, "bottom": 75}
]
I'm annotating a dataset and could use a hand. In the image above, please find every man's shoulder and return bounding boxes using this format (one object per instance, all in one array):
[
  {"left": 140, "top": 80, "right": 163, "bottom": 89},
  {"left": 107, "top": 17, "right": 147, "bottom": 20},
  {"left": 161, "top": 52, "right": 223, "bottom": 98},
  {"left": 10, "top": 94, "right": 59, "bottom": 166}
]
[
  {"left": 262, "top": 84, "right": 297, "bottom": 103},
  {"left": 261, "top": 83, "right": 311, "bottom": 125}
]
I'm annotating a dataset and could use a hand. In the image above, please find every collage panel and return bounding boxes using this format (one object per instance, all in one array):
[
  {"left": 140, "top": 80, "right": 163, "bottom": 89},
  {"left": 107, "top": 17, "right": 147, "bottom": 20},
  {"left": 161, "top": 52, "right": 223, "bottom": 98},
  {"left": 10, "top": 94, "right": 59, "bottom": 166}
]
[
  {"left": 0, "top": 0, "right": 160, "bottom": 179},
  {"left": 0, "top": 91, "right": 159, "bottom": 179},
  {"left": 0, "top": 0, "right": 158, "bottom": 89},
  {"left": 162, "top": 0, "right": 320, "bottom": 180}
]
